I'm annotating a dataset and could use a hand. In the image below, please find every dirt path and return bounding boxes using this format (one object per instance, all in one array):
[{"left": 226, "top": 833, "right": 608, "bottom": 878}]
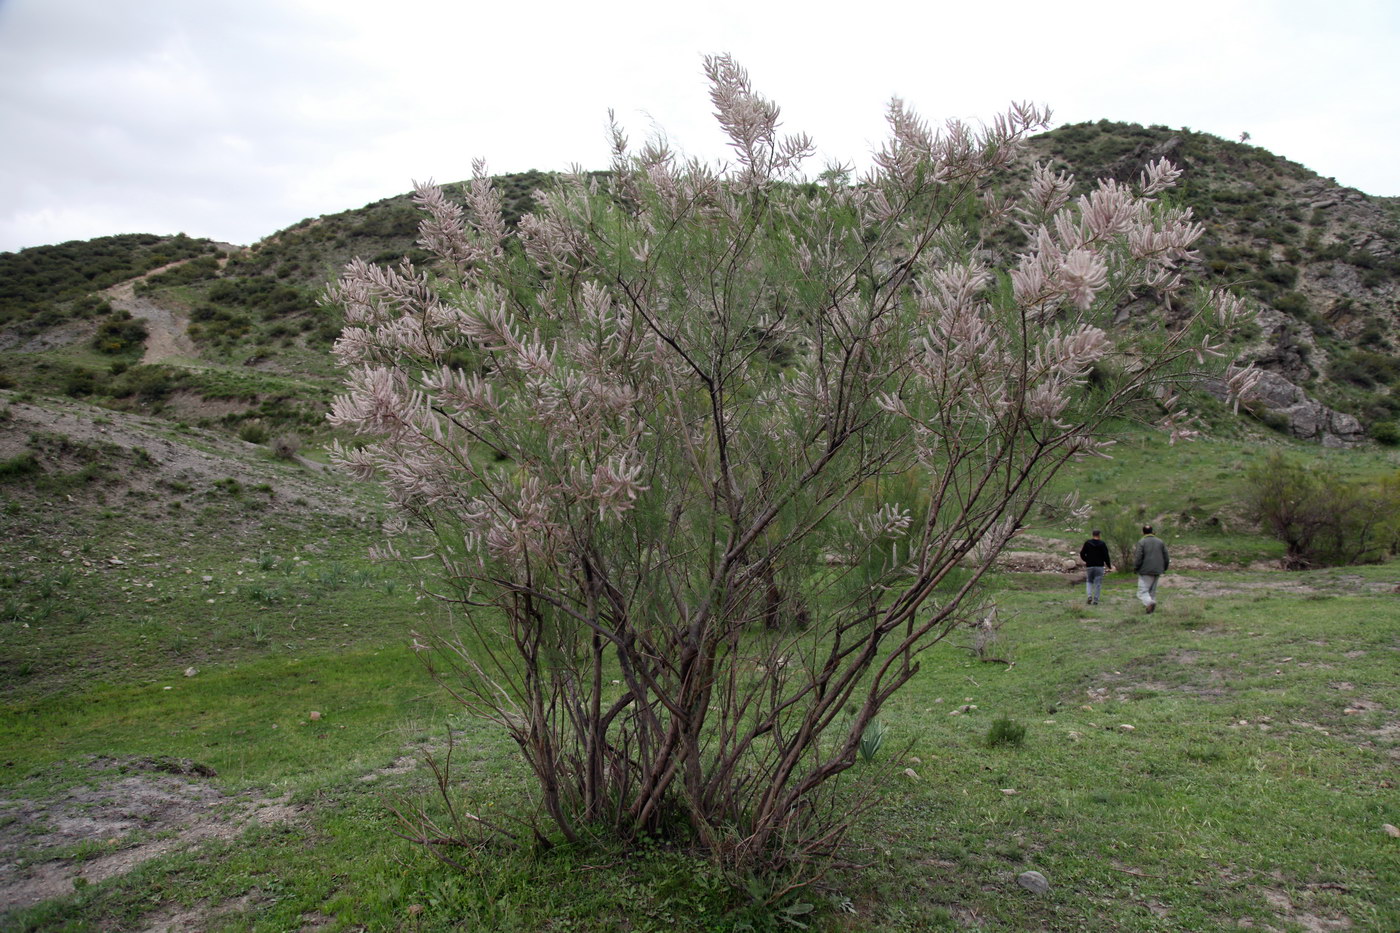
[{"left": 102, "top": 263, "right": 200, "bottom": 365}]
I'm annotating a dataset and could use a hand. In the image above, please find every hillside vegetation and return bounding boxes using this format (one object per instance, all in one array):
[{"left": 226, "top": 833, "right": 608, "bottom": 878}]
[
  {"left": 1026, "top": 122, "right": 1400, "bottom": 441},
  {"left": 2, "top": 128, "right": 1398, "bottom": 448}
]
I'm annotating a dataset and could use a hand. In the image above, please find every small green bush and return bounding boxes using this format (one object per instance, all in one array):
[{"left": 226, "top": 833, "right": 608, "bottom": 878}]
[
  {"left": 63, "top": 368, "right": 101, "bottom": 398},
  {"left": 1371, "top": 421, "right": 1400, "bottom": 446},
  {"left": 1246, "top": 453, "right": 1399, "bottom": 567},
  {"left": 1094, "top": 510, "right": 1145, "bottom": 570},
  {"left": 92, "top": 312, "right": 149, "bottom": 355},
  {"left": 984, "top": 717, "right": 1027, "bottom": 748},
  {"left": 238, "top": 423, "right": 269, "bottom": 445},
  {"left": 0, "top": 452, "right": 42, "bottom": 480},
  {"left": 1260, "top": 265, "right": 1297, "bottom": 288},
  {"left": 110, "top": 365, "right": 180, "bottom": 402},
  {"left": 1272, "top": 291, "right": 1309, "bottom": 317}
]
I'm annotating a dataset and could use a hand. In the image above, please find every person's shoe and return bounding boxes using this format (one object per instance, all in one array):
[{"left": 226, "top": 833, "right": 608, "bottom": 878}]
[{"left": 1146, "top": 602, "right": 1156, "bottom": 614}]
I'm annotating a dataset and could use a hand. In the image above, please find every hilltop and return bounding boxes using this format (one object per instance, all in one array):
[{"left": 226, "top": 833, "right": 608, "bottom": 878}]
[
  {"left": 0, "top": 126, "right": 1397, "bottom": 457},
  {"left": 1026, "top": 122, "right": 1400, "bottom": 445}
]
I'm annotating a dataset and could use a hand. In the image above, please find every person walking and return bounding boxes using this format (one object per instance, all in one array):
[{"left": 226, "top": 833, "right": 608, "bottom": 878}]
[
  {"left": 1132, "top": 525, "right": 1169, "bottom": 614},
  {"left": 1079, "top": 530, "right": 1112, "bottom": 605}
]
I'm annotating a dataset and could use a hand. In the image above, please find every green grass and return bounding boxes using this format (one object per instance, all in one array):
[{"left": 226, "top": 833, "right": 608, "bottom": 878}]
[
  {"left": 2, "top": 555, "right": 1396, "bottom": 931},
  {"left": 0, "top": 498, "right": 411, "bottom": 699},
  {"left": 1035, "top": 429, "right": 1400, "bottom": 565},
  {"left": 1, "top": 645, "right": 451, "bottom": 791},
  {"left": 1, "top": 406, "right": 1398, "bottom": 930},
  {"left": 848, "top": 582, "right": 1400, "bottom": 930}
]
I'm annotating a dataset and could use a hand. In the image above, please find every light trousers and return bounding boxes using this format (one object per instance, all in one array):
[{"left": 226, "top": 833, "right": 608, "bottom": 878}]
[{"left": 1136, "top": 573, "right": 1160, "bottom": 608}]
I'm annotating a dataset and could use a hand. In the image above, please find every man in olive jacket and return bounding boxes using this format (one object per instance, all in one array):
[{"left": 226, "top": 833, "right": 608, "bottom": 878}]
[{"left": 1132, "top": 525, "right": 1169, "bottom": 614}]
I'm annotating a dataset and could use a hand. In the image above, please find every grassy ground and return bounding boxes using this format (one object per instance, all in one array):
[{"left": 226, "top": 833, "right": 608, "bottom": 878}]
[
  {"left": 2, "top": 552, "right": 1396, "bottom": 931},
  {"left": 848, "top": 570, "right": 1399, "bottom": 931},
  {"left": 1035, "top": 427, "right": 1400, "bottom": 566},
  {"left": 2, "top": 415, "right": 1398, "bottom": 930}
]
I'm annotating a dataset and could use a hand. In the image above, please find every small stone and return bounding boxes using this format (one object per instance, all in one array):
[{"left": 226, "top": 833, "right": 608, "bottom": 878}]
[
  {"left": 1016, "top": 870, "right": 1050, "bottom": 894},
  {"left": 1067, "top": 731, "right": 1083, "bottom": 741},
  {"left": 949, "top": 709, "right": 962, "bottom": 716},
  {"left": 1080, "top": 705, "right": 1094, "bottom": 711},
  {"left": 309, "top": 711, "right": 322, "bottom": 721},
  {"left": 1384, "top": 824, "right": 1400, "bottom": 838},
  {"left": 202, "top": 575, "right": 213, "bottom": 582},
  {"left": 909, "top": 756, "right": 922, "bottom": 764},
  {"left": 162, "top": 686, "right": 172, "bottom": 691},
  {"left": 1000, "top": 788, "right": 1018, "bottom": 796},
  {"left": 1119, "top": 724, "right": 1135, "bottom": 732},
  {"left": 903, "top": 768, "right": 919, "bottom": 780},
  {"left": 183, "top": 667, "right": 198, "bottom": 678}
]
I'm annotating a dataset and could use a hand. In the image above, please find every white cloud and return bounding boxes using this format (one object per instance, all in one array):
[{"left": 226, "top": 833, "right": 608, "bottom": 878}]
[{"left": 2, "top": 0, "right": 1397, "bottom": 253}]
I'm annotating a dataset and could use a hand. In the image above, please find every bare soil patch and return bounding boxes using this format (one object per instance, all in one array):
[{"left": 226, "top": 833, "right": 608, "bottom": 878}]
[
  {"left": 1260, "top": 886, "right": 1353, "bottom": 931},
  {"left": 0, "top": 396, "right": 360, "bottom": 521},
  {"left": 135, "top": 893, "right": 266, "bottom": 933},
  {"left": 0, "top": 756, "right": 307, "bottom": 914},
  {"left": 0, "top": 320, "right": 94, "bottom": 354}
]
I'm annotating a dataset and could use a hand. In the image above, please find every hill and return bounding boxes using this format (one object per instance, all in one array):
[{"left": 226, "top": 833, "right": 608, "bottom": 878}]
[
  {"left": 1024, "top": 121, "right": 1400, "bottom": 445},
  {"left": 2, "top": 128, "right": 1397, "bottom": 453}
]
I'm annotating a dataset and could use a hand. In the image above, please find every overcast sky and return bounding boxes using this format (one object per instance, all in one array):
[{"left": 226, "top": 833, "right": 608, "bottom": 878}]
[{"left": 2, "top": 0, "right": 1397, "bottom": 254}]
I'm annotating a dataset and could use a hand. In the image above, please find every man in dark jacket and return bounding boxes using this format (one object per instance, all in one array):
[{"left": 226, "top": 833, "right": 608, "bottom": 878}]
[
  {"left": 1079, "top": 530, "right": 1112, "bottom": 605},
  {"left": 1132, "top": 525, "right": 1169, "bottom": 614}
]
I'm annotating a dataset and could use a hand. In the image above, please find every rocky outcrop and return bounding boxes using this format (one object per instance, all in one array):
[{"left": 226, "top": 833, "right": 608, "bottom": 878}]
[
  {"left": 1250, "top": 307, "right": 1319, "bottom": 386},
  {"left": 1230, "top": 305, "right": 1367, "bottom": 446},
  {"left": 1247, "top": 371, "right": 1364, "bottom": 447}
]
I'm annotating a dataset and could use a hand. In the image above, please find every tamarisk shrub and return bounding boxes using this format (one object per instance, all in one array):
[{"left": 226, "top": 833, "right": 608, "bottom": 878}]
[{"left": 327, "top": 55, "right": 1255, "bottom": 871}]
